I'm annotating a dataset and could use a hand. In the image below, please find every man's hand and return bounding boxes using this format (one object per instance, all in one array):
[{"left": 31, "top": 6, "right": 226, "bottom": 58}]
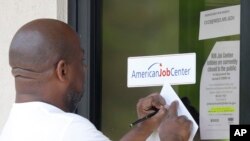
[
  {"left": 136, "top": 93, "right": 167, "bottom": 131},
  {"left": 120, "top": 93, "right": 167, "bottom": 141},
  {"left": 158, "top": 101, "right": 192, "bottom": 141}
]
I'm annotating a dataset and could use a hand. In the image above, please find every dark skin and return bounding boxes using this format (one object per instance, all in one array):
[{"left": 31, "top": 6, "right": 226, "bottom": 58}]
[
  {"left": 121, "top": 93, "right": 167, "bottom": 141},
  {"left": 158, "top": 101, "right": 192, "bottom": 141},
  {"left": 121, "top": 94, "right": 192, "bottom": 141},
  {"left": 9, "top": 19, "right": 84, "bottom": 112},
  {"left": 9, "top": 19, "right": 192, "bottom": 141}
]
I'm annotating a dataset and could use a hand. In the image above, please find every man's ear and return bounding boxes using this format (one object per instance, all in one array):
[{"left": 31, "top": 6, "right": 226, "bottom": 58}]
[{"left": 56, "top": 60, "right": 69, "bottom": 82}]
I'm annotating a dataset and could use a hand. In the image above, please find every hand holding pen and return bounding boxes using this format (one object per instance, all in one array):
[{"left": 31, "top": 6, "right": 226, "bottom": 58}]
[
  {"left": 121, "top": 93, "right": 167, "bottom": 141},
  {"left": 122, "top": 93, "right": 192, "bottom": 141},
  {"left": 131, "top": 95, "right": 192, "bottom": 141},
  {"left": 130, "top": 109, "right": 159, "bottom": 127},
  {"left": 132, "top": 93, "right": 167, "bottom": 129}
]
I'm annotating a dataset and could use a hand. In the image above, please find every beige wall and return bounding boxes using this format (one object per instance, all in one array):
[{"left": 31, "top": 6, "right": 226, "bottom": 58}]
[{"left": 0, "top": 0, "right": 67, "bottom": 132}]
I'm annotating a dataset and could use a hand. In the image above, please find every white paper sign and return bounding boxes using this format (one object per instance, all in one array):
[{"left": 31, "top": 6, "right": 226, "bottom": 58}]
[
  {"left": 146, "top": 81, "right": 199, "bottom": 141},
  {"left": 127, "top": 53, "right": 196, "bottom": 87},
  {"left": 199, "top": 5, "right": 240, "bottom": 40},
  {"left": 200, "top": 41, "right": 240, "bottom": 139}
]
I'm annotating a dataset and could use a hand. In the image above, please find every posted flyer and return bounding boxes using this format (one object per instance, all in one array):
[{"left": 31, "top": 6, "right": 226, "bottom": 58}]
[{"left": 200, "top": 41, "right": 240, "bottom": 139}]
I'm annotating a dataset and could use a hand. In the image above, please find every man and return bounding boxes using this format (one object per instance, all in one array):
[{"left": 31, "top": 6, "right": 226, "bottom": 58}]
[{"left": 0, "top": 19, "right": 192, "bottom": 141}]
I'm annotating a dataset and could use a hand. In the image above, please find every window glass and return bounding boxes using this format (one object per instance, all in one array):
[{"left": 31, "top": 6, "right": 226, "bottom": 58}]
[{"left": 102, "top": 0, "right": 240, "bottom": 140}]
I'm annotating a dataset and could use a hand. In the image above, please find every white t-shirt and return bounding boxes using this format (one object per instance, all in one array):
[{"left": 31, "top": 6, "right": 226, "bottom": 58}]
[{"left": 0, "top": 102, "right": 110, "bottom": 141}]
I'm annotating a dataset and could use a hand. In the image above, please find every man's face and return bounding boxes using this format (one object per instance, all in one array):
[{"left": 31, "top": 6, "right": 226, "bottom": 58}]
[{"left": 67, "top": 45, "right": 86, "bottom": 112}]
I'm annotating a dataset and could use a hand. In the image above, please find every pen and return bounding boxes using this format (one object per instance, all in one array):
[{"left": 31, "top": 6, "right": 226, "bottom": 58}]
[{"left": 130, "top": 110, "right": 159, "bottom": 127}]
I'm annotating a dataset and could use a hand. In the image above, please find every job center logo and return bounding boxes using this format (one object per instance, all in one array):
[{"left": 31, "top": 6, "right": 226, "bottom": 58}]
[{"left": 131, "top": 62, "right": 191, "bottom": 79}]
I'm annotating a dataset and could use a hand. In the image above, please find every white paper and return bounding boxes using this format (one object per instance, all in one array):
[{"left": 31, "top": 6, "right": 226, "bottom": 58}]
[
  {"left": 147, "top": 82, "right": 199, "bottom": 141},
  {"left": 200, "top": 41, "right": 240, "bottom": 139},
  {"left": 127, "top": 53, "right": 196, "bottom": 87},
  {"left": 199, "top": 5, "right": 240, "bottom": 40}
]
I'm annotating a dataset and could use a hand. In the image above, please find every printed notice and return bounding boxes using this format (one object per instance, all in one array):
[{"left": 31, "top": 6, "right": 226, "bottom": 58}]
[
  {"left": 127, "top": 53, "right": 196, "bottom": 87},
  {"left": 199, "top": 5, "right": 240, "bottom": 40},
  {"left": 200, "top": 41, "right": 240, "bottom": 140}
]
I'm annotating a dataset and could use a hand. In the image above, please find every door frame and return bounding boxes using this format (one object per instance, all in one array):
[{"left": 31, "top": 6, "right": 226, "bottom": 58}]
[{"left": 68, "top": 0, "right": 102, "bottom": 129}]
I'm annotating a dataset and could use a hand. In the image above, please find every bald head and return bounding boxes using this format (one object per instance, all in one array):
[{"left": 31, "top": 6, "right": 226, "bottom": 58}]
[
  {"left": 9, "top": 19, "right": 80, "bottom": 75},
  {"left": 9, "top": 19, "right": 85, "bottom": 111}
]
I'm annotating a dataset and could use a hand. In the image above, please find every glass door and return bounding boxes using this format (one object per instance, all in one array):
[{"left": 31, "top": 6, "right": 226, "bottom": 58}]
[{"left": 101, "top": 0, "right": 240, "bottom": 140}]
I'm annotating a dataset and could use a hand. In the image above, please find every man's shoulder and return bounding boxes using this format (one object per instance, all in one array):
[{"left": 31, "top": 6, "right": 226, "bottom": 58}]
[
  {"left": 63, "top": 112, "right": 93, "bottom": 125},
  {"left": 64, "top": 112, "right": 101, "bottom": 131},
  {"left": 62, "top": 113, "right": 111, "bottom": 141},
  {"left": 13, "top": 102, "right": 94, "bottom": 128}
]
